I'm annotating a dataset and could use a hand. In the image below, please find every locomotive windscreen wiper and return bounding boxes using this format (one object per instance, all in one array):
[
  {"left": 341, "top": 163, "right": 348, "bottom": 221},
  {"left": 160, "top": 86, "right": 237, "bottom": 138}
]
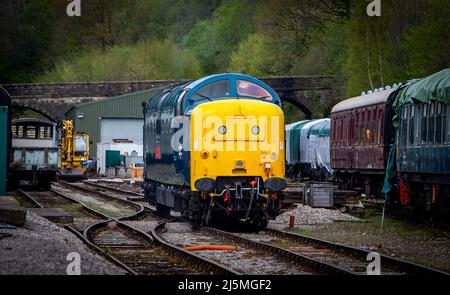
[{"left": 193, "top": 91, "right": 212, "bottom": 101}]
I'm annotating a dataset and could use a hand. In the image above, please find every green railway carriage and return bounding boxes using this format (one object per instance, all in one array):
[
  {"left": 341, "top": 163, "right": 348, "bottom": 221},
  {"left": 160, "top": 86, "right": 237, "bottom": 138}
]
[{"left": 394, "top": 69, "right": 450, "bottom": 218}]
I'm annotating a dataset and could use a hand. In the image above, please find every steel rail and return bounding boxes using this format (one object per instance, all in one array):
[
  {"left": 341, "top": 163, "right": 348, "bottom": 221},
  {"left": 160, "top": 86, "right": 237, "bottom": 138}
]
[
  {"left": 202, "top": 226, "right": 356, "bottom": 275},
  {"left": 17, "top": 189, "right": 137, "bottom": 274},
  {"left": 265, "top": 228, "right": 449, "bottom": 275},
  {"left": 56, "top": 182, "right": 237, "bottom": 275},
  {"left": 55, "top": 181, "right": 146, "bottom": 220},
  {"left": 82, "top": 180, "right": 144, "bottom": 197},
  {"left": 64, "top": 224, "right": 137, "bottom": 275},
  {"left": 150, "top": 220, "right": 241, "bottom": 275},
  {"left": 17, "top": 189, "right": 44, "bottom": 208}
]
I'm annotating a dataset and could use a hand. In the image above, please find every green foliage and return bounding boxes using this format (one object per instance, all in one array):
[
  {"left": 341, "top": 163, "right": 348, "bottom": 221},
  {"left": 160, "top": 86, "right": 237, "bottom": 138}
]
[
  {"left": 36, "top": 40, "right": 201, "bottom": 82},
  {"left": 184, "top": 0, "right": 259, "bottom": 73},
  {"left": 0, "top": 0, "right": 59, "bottom": 82},
  {"left": 405, "top": 0, "right": 450, "bottom": 77},
  {"left": 228, "top": 34, "right": 273, "bottom": 76},
  {"left": 1, "top": 0, "right": 449, "bottom": 121}
]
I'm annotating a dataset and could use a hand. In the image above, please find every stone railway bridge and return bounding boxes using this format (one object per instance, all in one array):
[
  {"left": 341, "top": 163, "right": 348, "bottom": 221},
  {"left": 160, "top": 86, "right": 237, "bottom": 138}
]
[{"left": 2, "top": 76, "right": 338, "bottom": 121}]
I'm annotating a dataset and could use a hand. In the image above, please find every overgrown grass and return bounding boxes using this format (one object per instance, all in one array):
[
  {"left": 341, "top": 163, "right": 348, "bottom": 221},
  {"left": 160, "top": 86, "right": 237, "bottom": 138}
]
[
  {"left": 82, "top": 201, "right": 126, "bottom": 218},
  {"left": 13, "top": 194, "right": 38, "bottom": 208},
  {"left": 36, "top": 40, "right": 201, "bottom": 82},
  {"left": 289, "top": 208, "right": 446, "bottom": 242}
]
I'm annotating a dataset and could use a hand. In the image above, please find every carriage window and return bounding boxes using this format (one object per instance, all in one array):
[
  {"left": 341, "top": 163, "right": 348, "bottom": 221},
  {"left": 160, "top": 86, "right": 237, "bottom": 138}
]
[
  {"left": 192, "top": 80, "right": 230, "bottom": 100},
  {"left": 443, "top": 105, "right": 448, "bottom": 143},
  {"left": 26, "top": 126, "right": 37, "bottom": 139},
  {"left": 39, "top": 126, "right": 52, "bottom": 139},
  {"left": 409, "top": 115, "right": 414, "bottom": 146},
  {"left": 11, "top": 125, "right": 16, "bottom": 137},
  {"left": 360, "top": 124, "right": 365, "bottom": 144},
  {"left": 421, "top": 117, "right": 428, "bottom": 143},
  {"left": 355, "top": 125, "right": 360, "bottom": 145},
  {"left": 350, "top": 117, "right": 354, "bottom": 142},
  {"left": 236, "top": 80, "right": 272, "bottom": 100},
  {"left": 371, "top": 121, "right": 376, "bottom": 144},
  {"left": 17, "top": 125, "right": 24, "bottom": 138},
  {"left": 402, "top": 119, "right": 407, "bottom": 146},
  {"left": 428, "top": 116, "right": 435, "bottom": 143},
  {"left": 436, "top": 116, "right": 442, "bottom": 144}
]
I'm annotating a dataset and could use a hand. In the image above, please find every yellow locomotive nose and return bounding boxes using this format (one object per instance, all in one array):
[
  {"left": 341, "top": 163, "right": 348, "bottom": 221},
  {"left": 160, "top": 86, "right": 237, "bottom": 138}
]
[{"left": 190, "top": 99, "right": 285, "bottom": 190}]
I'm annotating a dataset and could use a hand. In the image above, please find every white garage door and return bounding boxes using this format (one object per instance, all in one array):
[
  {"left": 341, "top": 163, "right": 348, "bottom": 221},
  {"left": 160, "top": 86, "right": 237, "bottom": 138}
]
[{"left": 100, "top": 118, "right": 143, "bottom": 143}]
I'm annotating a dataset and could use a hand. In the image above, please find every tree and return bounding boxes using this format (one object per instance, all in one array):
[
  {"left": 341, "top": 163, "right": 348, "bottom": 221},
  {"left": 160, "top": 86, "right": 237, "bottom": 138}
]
[
  {"left": 36, "top": 40, "right": 201, "bottom": 82},
  {"left": 405, "top": 0, "right": 450, "bottom": 77},
  {"left": 184, "top": 0, "right": 260, "bottom": 73}
]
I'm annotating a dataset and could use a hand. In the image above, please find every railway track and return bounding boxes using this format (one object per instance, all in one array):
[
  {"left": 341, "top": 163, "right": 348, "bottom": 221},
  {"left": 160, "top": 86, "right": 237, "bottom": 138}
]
[
  {"left": 157, "top": 221, "right": 352, "bottom": 275},
  {"left": 237, "top": 228, "right": 449, "bottom": 275},
  {"left": 85, "top": 219, "right": 234, "bottom": 275},
  {"left": 83, "top": 180, "right": 144, "bottom": 197},
  {"left": 17, "top": 189, "right": 105, "bottom": 231},
  {"left": 49, "top": 181, "right": 238, "bottom": 275},
  {"left": 20, "top": 181, "right": 448, "bottom": 275},
  {"left": 53, "top": 181, "right": 145, "bottom": 219}
]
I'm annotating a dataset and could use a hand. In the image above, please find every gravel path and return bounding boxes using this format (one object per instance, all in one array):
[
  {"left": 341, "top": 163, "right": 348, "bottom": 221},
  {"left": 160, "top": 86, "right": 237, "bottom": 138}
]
[{"left": 0, "top": 212, "right": 126, "bottom": 275}]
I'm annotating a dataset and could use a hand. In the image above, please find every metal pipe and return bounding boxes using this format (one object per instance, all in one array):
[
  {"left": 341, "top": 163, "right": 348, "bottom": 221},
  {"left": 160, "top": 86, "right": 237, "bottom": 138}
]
[
  {"left": 205, "top": 197, "right": 214, "bottom": 225},
  {"left": 245, "top": 186, "right": 255, "bottom": 220}
]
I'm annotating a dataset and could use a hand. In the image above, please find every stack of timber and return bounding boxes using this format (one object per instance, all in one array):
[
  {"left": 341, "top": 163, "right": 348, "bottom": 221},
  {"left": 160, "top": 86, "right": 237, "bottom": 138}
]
[{"left": 282, "top": 180, "right": 304, "bottom": 208}]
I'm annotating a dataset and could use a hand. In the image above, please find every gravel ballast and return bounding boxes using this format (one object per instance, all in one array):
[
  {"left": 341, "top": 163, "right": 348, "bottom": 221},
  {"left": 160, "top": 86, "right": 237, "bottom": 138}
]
[
  {"left": 271, "top": 204, "right": 360, "bottom": 226},
  {"left": 0, "top": 212, "right": 126, "bottom": 275}
]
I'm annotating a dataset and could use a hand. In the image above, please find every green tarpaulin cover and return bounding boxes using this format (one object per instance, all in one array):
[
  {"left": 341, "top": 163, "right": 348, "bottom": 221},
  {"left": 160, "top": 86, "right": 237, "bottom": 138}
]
[
  {"left": 288, "top": 120, "right": 310, "bottom": 163},
  {"left": 382, "top": 68, "right": 450, "bottom": 198},
  {"left": 382, "top": 144, "right": 396, "bottom": 198},
  {"left": 393, "top": 68, "right": 450, "bottom": 109},
  {"left": 307, "top": 120, "right": 330, "bottom": 137}
]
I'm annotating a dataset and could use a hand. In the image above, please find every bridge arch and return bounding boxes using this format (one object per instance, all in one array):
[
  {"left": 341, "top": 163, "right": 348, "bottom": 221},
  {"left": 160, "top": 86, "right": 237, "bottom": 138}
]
[
  {"left": 11, "top": 103, "right": 56, "bottom": 122},
  {"left": 2, "top": 76, "right": 337, "bottom": 122},
  {"left": 278, "top": 91, "right": 313, "bottom": 119}
]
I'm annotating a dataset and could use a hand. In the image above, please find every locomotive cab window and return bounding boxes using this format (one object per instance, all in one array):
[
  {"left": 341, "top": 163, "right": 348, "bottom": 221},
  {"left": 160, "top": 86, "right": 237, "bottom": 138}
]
[
  {"left": 236, "top": 80, "right": 273, "bottom": 100},
  {"left": 74, "top": 134, "right": 88, "bottom": 156},
  {"left": 191, "top": 79, "right": 230, "bottom": 100}
]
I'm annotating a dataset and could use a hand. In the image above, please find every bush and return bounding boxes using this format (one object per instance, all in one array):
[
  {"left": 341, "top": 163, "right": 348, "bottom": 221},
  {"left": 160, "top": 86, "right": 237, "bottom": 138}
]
[{"left": 36, "top": 40, "right": 201, "bottom": 82}]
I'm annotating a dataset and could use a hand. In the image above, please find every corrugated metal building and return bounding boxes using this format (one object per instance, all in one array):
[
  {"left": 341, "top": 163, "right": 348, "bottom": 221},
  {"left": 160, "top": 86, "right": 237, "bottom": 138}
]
[{"left": 66, "top": 87, "right": 164, "bottom": 157}]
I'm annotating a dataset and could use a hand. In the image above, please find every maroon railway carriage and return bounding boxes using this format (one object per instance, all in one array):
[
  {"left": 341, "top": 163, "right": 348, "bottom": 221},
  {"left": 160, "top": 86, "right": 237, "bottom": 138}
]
[{"left": 330, "top": 88, "right": 398, "bottom": 196}]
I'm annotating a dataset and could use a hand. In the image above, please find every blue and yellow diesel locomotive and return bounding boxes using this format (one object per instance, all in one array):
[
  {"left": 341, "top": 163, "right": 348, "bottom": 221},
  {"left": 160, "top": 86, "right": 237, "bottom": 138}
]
[{"left": 142, "top": 73, "right": 286, "bottom": 228}]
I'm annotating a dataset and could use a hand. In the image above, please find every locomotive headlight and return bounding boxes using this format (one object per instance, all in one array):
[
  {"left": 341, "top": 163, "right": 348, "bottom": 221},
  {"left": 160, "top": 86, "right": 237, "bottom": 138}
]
[
  {"left": 251, "top": 125, "right": 260, "bottom": 135},
  {"left": 218, "top": 125, "right": 227, "bottom": 135}
]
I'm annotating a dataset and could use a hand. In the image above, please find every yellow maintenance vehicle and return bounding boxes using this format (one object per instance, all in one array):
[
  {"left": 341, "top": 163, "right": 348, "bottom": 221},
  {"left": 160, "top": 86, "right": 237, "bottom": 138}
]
[{"left": 58, "top": 120, "right": 92, "bottom": 180}]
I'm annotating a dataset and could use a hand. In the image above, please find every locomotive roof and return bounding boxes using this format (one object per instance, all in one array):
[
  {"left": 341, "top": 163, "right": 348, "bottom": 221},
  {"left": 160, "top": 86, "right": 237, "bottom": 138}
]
[
  {"left": 145, "top": 73, "right": 281, "bottom": 114},
  {"left": 331, "top": 88, "right": 396, "bottom": 114}
]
